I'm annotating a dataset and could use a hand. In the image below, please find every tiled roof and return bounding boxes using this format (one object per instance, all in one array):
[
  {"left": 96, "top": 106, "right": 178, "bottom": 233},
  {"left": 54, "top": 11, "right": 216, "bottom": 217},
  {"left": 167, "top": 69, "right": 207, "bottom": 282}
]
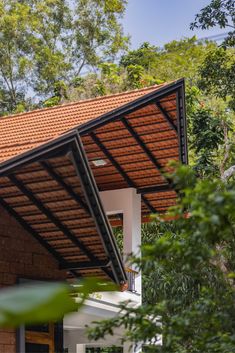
[
  {"left": 0, "top": 83, "right": 168, "bottom": 163},
  {"left": 0, "top": 80, "right": 187, "bottom": 282}
]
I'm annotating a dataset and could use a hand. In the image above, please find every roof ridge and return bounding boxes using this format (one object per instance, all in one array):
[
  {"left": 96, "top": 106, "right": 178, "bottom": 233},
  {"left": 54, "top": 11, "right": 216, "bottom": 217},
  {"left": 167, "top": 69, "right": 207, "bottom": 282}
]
[{"left": 0, "top": 83, "right": 167, "bottom": 121}]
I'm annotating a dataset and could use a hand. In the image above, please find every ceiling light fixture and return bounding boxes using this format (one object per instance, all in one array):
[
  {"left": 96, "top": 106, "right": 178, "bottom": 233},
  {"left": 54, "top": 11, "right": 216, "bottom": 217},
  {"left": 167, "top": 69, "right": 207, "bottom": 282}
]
[{"left": 92, "top": 159, "right": 107, "bottom": 167}]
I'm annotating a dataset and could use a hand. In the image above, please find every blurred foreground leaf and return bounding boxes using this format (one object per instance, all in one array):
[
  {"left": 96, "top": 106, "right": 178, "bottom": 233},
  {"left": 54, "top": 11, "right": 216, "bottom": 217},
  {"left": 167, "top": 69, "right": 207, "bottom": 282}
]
[{"left": 0, "top": 278, "right": 116, "bottom": 328}]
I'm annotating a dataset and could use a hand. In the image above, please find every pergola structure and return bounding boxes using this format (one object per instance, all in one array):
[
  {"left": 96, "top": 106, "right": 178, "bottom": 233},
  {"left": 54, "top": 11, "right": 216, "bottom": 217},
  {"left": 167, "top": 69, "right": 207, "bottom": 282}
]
[{"left": 0, "top": 79, "right": 187, "bottom": 287}]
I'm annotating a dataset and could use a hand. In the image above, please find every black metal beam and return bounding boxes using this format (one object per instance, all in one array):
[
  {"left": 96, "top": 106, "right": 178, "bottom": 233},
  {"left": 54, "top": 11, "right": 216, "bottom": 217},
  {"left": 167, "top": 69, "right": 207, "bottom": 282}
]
[
  {"left": 8, "top": 174, "right": 108, "bottom": 274},
  {"left": 60, "top": 260, "right": 110, "bottom": 271},
  {"left": 90, "top": 132, "right": 156, "bottom": 214},
  {"left": 176, "top": 88, "right": 188, "bottom": 164},
  {"left": 40, "top": 161, "right": 90, "bottom": 215},
  {"left": 155, "top": 101, "right": 177, "bottom": 133},
  {"left": 70, "top": 137, "right": 126, "bottom": 284},
  {"left": 137, "top": 184, "right": 172, "bottom": 194},
  {"left": 121, "top": 117, "right": 173, "bottom": 187},
  {"left": 79, "top": 79, "right": 184, "bottom": 134},
  {"left": 122, "top": 118, "right": 163, "bottom": 170},
  {"left": 0, "top": 196, "right": 79, "bottom": 278},
  {"left": 90, "top": 132, "right": 134, "bottom": 188}
]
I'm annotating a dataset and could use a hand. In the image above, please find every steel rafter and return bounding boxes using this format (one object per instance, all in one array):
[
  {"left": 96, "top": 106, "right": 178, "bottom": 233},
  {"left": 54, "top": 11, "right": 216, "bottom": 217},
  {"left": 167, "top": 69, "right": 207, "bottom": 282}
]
[
  {"left": 8, "top": 173, "right": 111, "bottom": 279},
  {"left": 137, "top": 184, "right": 172, "bottom": 194},
  {"left": 176, "top": 88, "right": 188, "bottom": 164},
  {"left": 121, "top": 117, "right": 173, "bottom": 187},
  {"left": 40, "top": 161, "right": 90, "bottom": 215},
  {"left": 70, "top": 136, "right": 127, "bottom": 284},
  {"left": 60, "top": 260, "right": 110, "bottom": 271},
  {"left": 155, "top": 101, "right": 178, "bottom": 133}
]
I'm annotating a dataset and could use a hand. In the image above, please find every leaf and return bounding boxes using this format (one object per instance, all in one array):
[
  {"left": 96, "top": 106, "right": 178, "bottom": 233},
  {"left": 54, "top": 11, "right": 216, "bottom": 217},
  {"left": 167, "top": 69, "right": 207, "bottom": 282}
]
[{"left": 0, "top": 278, "right": 117, "bottom": 328}]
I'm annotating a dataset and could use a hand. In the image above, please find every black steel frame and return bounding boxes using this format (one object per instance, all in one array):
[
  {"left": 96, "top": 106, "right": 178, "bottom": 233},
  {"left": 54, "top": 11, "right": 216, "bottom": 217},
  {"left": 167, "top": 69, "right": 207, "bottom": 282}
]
[{"left": 78, "top": 78, "right": 186, "bottom": 136}]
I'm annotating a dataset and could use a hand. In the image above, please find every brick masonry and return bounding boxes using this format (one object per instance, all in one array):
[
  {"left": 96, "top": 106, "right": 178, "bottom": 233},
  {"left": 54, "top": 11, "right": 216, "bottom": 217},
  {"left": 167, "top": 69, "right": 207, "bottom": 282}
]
[{"left": 0, "top": 205, "right": 67, "bottom": 353}]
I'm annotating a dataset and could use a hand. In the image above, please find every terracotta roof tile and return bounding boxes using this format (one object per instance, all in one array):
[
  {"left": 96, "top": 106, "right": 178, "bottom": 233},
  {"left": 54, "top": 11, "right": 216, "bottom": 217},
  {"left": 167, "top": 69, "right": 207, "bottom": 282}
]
[{"left": 0, "top": 83, "right": 168, "bottom": 163}]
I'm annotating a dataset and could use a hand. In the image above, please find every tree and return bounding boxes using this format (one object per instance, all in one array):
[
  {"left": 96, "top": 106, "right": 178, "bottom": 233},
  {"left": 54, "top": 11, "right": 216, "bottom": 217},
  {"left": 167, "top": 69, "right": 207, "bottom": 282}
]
[
  {"left": 191, "top": 0, "right": 235, "bottom": 109},
  {"left": 120, "top": 37, "right": 216, "bottom": 85},
  {"left": 191, "top": 0, "right": 235, "bottom": 179},
  {"left": 190, "top": 0, "right": 235, "bottom": 47},
  {"left": 185, "top": 86, "right": 235, "bottom": 179},
  {"left": 88, "top": 165, "right": 235, "bottom": 352},
  {"left": 0, "top": 0, "right": 128, "bottom": 115},
  {"left": 67, "top": 37, "right": 217, "bottom": 101},
  {"left": 198, "top": 47, "right": 235, "bottom": 111},
  {"left": 120, "top": 42, "right": 160, "bottom": 71}
]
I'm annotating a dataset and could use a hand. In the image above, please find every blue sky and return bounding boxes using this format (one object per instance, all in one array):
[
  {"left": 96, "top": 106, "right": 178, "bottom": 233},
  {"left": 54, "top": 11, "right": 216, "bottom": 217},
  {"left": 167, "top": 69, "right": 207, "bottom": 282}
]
[{"left": 122, "top": 0, "right": 226, "bottom": 48}]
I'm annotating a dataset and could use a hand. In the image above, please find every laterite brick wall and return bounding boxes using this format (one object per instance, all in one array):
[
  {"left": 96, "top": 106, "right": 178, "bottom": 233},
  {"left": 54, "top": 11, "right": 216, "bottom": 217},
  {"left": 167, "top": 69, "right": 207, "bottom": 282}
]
[{"left": 0, "top": 205, "right": 66, "bottom": 353}]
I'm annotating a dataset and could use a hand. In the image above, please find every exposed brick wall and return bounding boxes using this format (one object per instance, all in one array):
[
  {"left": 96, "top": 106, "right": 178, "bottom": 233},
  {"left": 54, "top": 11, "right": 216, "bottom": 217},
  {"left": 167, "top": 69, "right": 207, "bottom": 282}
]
[{"left": 0, "top": 205, "right": 67, "bottom": 353}]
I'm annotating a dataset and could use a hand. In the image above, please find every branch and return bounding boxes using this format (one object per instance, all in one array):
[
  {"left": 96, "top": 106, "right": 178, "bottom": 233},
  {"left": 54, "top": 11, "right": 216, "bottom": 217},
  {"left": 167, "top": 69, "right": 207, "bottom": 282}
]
[
  {"left": 221, "top": 165, "right": 235, "bottom": 182},
  {"left": 77, "top": 57, "right": 86, "bottom": 75},
  {"left": 220, "top": 121, "right": 231, "bottom": 177}
]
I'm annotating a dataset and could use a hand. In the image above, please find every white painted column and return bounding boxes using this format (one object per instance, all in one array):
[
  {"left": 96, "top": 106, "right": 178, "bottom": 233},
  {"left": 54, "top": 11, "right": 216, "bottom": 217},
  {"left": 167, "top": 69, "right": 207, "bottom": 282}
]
[
  {"left": 64, "top": 330, "right": 87, "bottom": 353},
  {"left": 100, "top": 188, "right": 142, "bottom": 294},
  {"left": 76, "top": 344, "right": 86, "bottom": 353}
]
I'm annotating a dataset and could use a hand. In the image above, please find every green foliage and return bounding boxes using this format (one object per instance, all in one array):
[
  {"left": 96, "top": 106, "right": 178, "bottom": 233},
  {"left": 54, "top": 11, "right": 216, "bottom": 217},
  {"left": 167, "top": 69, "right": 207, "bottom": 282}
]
[
  {"left": 68, "top": 37, "right": 217, "bottom": 100},
  {"left": 0, "top": 0, "right": 128, "bottom": 115},
  {"left": 125, "top": 64, "right": 145, "bottom": 89},
  {"left": 120, "top": 37, "right": 216, "bottom": 85},
  {"left": 185, "top": 85, "right": 235, "bottom": 178},
  {"left": 88, "top": 165, "right": 235, "bottom": 352},
  {"left": 155, "top": 37, "right": 216, "bottom": 84},
  {"left": 190, "top": 0, "right": 235, "bottom": 47},
  {"left": 191, "top": 0, "right": 235, "bottom": 113},
  {"left": 0, "top": 279, "right": 116, "bottom": 328},
  {"left": 190, "top": 107, "right": 224, "bottom": 177},
  {"left": 120, "top": 42, "right": 160, "bottom": 71},
  {"left": 198, "top": 47, "right": 235, "bottom": 110}
]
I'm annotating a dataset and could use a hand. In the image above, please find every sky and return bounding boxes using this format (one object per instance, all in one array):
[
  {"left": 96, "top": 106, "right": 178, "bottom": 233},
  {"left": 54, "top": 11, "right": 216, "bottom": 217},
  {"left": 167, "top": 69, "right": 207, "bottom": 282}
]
[{"left": 122, "top": 0, "right": 227, "bottom": 48}]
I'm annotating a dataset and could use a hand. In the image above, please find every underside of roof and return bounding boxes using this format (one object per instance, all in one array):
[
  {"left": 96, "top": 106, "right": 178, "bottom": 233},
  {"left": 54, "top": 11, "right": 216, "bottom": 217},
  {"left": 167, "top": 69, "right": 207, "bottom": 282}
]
[
  {"left": 81, "top": 86, "right": 187, "bottom": 216},
  {"left": 0, "top": 132, "right": 126, "bottom": 285},
  {"left": 0, "top": 79, "right": 187, "bottom": 284}
]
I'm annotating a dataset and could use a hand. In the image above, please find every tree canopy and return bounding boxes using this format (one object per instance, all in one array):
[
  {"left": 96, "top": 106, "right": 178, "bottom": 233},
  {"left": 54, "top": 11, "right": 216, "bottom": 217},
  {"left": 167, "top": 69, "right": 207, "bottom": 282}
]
[{"left": 0, "top": 0, "right": 128, "bottom": 114}]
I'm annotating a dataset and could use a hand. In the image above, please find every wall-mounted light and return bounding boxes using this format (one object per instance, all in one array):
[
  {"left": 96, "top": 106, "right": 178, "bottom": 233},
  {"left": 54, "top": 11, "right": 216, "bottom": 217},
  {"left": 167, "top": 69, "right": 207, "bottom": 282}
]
[{"left": 92, "top": 159, "right": 107, "bottom": 167}]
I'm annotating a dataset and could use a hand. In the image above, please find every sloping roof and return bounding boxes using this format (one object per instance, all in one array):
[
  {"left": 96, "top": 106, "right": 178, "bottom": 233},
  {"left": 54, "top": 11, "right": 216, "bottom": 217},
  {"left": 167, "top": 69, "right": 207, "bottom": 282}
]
[
  {"left": 0, "top": 78, "right": 188, "bottom": 216},
  {"left": 0, "top": 79, "right": 187, "bottom": 284},
  {"left": 0, "top": 132, "right": 127, "bottom": 285},
  {"left": 0, "top": 84, "right": 167, "bottom": 164}
]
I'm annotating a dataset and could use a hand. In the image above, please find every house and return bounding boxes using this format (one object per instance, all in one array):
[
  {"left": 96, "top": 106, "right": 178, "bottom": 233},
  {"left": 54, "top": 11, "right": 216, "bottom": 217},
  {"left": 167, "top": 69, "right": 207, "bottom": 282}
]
[{"left": 0, "top": 79, "right": 187, "bottom": 353}]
